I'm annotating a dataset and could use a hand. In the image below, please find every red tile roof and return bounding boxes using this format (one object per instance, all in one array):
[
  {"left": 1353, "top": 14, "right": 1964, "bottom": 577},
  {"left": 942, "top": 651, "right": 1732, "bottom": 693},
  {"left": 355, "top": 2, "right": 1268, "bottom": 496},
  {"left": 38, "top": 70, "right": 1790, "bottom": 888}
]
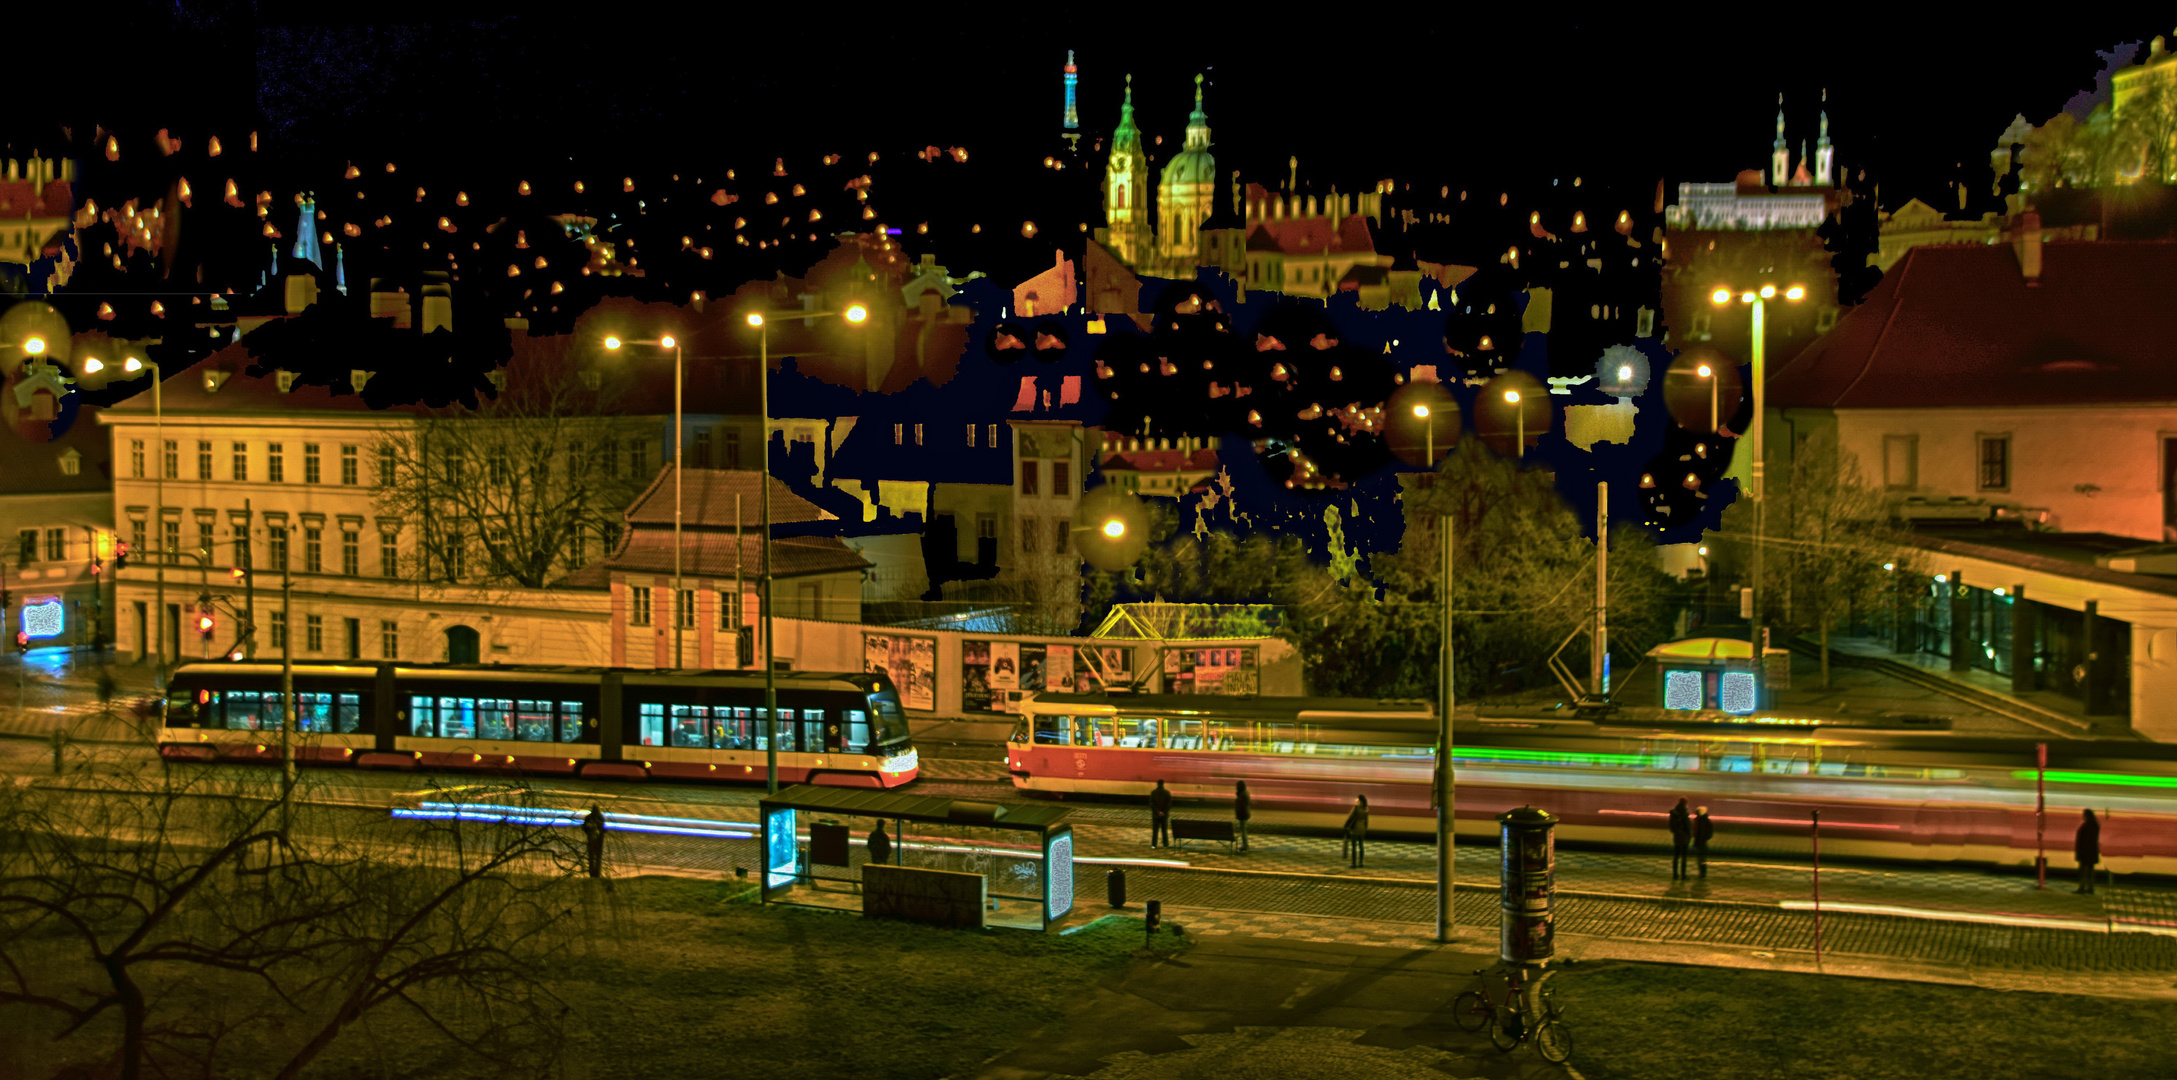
[
  {"left": 559, "top": 531, "right": 868, "bottom": 585},
  {"left": 1244, "top": 215, "right": 1376, "bottom": 255},
  {"left": 0, "top": 179, "right": 72, "bottom": 218},
  {"left": 623, "top": 466, "right": 833, "bottom": 528},
  {"left": 1101, "top": 447, "right": 1219, "bottom": 473},
  {"left": 1768, "top": 242, "right": 2177, "bottom": 409}
]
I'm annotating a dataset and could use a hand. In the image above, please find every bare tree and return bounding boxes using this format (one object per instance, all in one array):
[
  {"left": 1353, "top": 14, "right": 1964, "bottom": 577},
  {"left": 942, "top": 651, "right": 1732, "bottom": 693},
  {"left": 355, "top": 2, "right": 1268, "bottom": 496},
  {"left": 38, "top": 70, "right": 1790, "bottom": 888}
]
[
  {"left": 0, "top": 750, "right": 594, "bottom": 1079},
  {"left": 375, "top": 345, "right": 656, "bottom": 588}
]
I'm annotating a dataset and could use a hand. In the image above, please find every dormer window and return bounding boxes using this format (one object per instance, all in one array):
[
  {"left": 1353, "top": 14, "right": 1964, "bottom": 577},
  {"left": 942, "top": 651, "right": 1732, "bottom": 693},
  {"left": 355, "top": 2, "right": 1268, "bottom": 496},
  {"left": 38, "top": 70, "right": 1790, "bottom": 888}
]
[
  {"left": 350, "top": 369, "right": 373, "bottom": 392},
  {"left": 276, "top": 371, "right": 296, "bottom": 393},
  {"left": 203, "top": 370, "right": 230, "bottom": 393},
  {"left": 58, "top": 448, "right": 81, "bottom": 476}
]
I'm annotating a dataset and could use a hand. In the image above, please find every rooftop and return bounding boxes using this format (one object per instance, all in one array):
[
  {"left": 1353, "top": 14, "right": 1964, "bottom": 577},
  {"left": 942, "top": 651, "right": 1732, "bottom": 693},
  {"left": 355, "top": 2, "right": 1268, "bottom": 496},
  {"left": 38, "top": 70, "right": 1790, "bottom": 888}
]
[
  {"left": 623, "top": 466, "right": 834, "bottom": 529},
  {"left": 1909, "top": 523, "right": 2177, "bottom": 598}
]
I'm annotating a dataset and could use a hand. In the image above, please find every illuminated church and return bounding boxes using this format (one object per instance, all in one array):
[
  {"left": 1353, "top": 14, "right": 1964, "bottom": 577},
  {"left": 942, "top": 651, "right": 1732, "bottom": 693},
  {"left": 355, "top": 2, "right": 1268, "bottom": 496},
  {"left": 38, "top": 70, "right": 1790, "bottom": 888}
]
[{"left": 1097, "top": 73, "right": 1237, "bottom": 278}]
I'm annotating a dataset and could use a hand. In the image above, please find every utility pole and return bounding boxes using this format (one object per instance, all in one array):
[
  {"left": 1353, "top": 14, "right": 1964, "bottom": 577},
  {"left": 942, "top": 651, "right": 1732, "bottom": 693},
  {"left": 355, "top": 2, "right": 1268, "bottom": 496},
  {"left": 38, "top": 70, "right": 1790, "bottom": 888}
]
[
  {"left": 241, "top": 499, "right": 255, "bottom": 659},
  {"left": 734, "top": 493, "right": 744, "bottom": 669},
  {"left": 280, "top": 568, "right": 295, "bottom": 833},
  {"left": 1436, "top": 511, "right": 1455, "bottom": 943},
  {"left": 1592, "top": 481, "right": 1608, "bottom": 699}
]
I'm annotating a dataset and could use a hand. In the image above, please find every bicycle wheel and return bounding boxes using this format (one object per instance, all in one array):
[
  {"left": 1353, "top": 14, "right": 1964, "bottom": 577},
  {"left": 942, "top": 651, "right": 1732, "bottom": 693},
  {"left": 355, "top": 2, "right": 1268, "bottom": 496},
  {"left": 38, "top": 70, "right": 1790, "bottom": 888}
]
[
  {"left": 1451, "top": 990, "right": 1490, "bottom": 1032},
  {"left": 1488, "top": 1013, "right": 1523, "bottom": 1052},
  {"left": 1535, "top": 1019, "right": 1573, "bottom": 1065},
  {"left": 1543, "top": 987, "right": 1565, "bottom": 1020}
]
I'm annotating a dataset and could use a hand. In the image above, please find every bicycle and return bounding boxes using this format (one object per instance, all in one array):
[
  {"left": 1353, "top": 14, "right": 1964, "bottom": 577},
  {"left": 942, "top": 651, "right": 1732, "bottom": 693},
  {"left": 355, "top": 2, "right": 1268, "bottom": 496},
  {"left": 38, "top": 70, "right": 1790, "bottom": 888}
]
[{"left": 1450, "top": 964, "right": 1572, "bottom": 1065}]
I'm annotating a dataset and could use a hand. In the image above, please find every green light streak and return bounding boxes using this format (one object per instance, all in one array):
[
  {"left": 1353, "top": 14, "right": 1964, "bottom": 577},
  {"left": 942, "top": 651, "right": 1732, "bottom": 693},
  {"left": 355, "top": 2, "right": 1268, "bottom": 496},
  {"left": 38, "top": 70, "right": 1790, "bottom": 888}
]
[
  {"left": 2010, "top": 769, "right": 2177, "bottom": 789},
  {"left": 1453, "top": 747, "right": 1666, "bottom": 769}
]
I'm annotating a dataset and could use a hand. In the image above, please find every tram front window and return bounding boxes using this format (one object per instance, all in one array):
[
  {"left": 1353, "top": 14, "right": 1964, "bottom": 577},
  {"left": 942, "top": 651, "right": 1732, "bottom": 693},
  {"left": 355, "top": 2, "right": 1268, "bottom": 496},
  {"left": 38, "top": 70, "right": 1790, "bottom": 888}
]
[{"left": 1033, "top": 714, "right": 1072, "bottom": 745}]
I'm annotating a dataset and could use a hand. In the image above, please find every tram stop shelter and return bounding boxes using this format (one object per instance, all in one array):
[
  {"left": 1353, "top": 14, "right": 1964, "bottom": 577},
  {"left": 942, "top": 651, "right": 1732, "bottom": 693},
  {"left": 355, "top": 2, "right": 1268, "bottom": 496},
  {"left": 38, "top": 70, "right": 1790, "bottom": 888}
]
[
  {"left": 758, "top": 785, "right": 1075, "bottom": 932},
  {"left": 1646, "top": 636, "right": 1792, "bottom": 714}
]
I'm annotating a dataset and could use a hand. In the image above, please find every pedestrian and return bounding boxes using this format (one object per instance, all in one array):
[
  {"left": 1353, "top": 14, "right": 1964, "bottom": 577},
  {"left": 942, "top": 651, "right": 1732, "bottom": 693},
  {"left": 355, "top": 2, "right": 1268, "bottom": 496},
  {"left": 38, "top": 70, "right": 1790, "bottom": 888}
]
[
  {"left": 2076, "top": 808, "right": 2101, "bottom": 894},
  {"left": 1344, "top": 795, "right": 1369, "bottom": 869},
  {"left": 867, "top": 820, "right": 892, "bottom": 868},
  {"left": 581, "top": 805, "right": 606, "bottom": 879},
  {"left": 1149, "top": 779, "right": 1172, "bottom": 848},
  {"left": 1694, "top": 806, "right": 1714, "bottom": 878},
  {"left": 1234, "top": 780, "right": 1252, "bottom": 854},
  {"left": 1668, "top": 798, "right": 1691, "bottom": 880}
]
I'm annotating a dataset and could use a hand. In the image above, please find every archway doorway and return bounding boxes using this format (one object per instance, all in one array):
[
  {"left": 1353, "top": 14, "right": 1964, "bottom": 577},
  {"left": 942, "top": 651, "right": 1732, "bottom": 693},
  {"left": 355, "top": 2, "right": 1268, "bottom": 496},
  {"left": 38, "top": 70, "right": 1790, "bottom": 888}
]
[{"left": 445, "top": 625, "right": 480, "bottom": 664}]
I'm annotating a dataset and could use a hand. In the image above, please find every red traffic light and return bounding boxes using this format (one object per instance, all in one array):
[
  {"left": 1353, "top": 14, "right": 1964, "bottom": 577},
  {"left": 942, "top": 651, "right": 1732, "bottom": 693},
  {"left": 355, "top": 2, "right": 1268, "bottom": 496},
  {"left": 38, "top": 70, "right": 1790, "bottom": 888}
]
[
  {"left": 195, "top": 611, "right": 215, "bottom": 636},
  {"left": 13, "top": 631, "right": 27, "bottom": 653},
  {"left": 230, "top": 567, "right": 248, "bottom": 581}
]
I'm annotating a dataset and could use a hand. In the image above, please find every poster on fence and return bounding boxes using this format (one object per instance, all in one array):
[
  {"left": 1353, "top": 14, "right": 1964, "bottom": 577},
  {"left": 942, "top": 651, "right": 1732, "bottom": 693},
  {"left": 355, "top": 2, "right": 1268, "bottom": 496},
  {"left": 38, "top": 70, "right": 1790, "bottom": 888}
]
[
  {"left": 963, "top": 640, "right": 1128, "bottom": 712},
  {"left": 1165, "top": 646, "right": 1260, "bottom": 695},
  {"left": 864, "top": 632, "right": 937, "bottom": 712}
]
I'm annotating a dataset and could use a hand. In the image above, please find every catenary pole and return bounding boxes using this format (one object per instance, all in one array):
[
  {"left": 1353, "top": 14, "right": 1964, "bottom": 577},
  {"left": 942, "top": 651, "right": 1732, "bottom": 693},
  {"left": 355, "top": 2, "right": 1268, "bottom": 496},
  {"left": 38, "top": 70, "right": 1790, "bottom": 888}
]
[{"left": 1437, "top": 511, "right": 1455, "bottom": 942}]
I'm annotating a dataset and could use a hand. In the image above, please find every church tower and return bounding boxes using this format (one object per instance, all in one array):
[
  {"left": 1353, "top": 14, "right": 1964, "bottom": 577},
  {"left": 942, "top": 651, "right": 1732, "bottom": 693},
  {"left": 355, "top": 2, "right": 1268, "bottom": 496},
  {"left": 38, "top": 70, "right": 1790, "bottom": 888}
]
[
  {"left": 1102, "top": 74, "right": 1151, "bottom": 268},
  {"left": 1815, "top": 90, "right": 1834, "bottom": 187},
  {"left": 292, "top": 194, "right": 322, "bottom": 270},
  {"left": 1771, "top": 96, "right": 1790, "bottom": 187},
  {"left": 1157, "top": 74, "right": 1218, "bottom": 269}
]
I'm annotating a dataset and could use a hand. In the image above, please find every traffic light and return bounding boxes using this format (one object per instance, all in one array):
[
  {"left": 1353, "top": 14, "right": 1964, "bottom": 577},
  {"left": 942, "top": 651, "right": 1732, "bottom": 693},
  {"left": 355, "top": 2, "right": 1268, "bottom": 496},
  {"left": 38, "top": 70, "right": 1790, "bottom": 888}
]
[
  {"left": 13, "top": 630, "right": 27, "bottom": 654},
  {"left": 90, "top": 557, "right": 103, "bottom": 576},
  {"left": 195, "top": 601, "right": 215, "bottom": 639},
  {"left": 113, "top": 540, "right": 130, "bottom": 570},
  {"left": 230, "top": 566, "right": 248, "bottom": 583}
]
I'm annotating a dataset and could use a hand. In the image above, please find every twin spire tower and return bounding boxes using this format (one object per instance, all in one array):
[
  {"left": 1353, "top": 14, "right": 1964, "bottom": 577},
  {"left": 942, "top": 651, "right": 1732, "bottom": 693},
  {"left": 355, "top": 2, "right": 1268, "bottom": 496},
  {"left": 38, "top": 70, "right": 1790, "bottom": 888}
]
[{"left": 1772, "top": 90, "right": 1835, "bottom": 188}]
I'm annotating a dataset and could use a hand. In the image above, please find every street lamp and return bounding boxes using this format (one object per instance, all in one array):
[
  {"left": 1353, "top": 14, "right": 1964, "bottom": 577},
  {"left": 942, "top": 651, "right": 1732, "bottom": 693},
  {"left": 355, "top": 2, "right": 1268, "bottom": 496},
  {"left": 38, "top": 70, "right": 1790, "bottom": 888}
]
[
  {"left": 746, "top": 305, "right": 869, "bottom": 794},
  {"left": 1503, "top": 390, "right": 1524, "bottom": 454},
  {"left": 602, "top": 333, "right": 688, "bottom": 670},
  {"left": 1695, "top": 363, "right": 1718, "bottom": 434},
  {"left": 116, "top": 355, "right": 167, "bottom": 685},
  {"left": 1709, "top": 282, "right": 1805, "bottom": 678},
  {"left": 1412, "top": 403, "right": 1435, "bottom": 463}
]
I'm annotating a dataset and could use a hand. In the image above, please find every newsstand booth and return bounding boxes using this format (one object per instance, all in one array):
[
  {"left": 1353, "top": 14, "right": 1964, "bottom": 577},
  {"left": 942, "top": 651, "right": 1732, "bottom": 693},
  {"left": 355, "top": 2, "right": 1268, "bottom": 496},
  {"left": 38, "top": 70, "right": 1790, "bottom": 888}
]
[
  {"left": 1646, "top": 636, "right": 1785, "bottom": 714},
  {"left": 759, "top": 785, "right": 1074, "bottom": 931}
]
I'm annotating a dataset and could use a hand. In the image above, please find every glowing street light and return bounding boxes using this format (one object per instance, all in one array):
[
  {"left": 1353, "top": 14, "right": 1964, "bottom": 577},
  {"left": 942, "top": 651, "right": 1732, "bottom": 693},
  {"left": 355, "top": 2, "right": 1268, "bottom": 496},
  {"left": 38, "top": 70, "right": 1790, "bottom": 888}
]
[
  {"left": 603, "top": 333, "right": 690, "bottom": 671},
  {"left": 1695, "top": 363, "right": 1718, "bottom": 434},
  {"left": 1413, "top": 403, "right": 1438, "bottom": 462},
  {"left": 1101, "top": 518, "right": 1127, "bottom": 539},
  {"left": 1503, "top": 389, "right": 1525, "bottom": 454},
  {"left": 1708, "top": 280, "right": 1807, "bottom": 681}
]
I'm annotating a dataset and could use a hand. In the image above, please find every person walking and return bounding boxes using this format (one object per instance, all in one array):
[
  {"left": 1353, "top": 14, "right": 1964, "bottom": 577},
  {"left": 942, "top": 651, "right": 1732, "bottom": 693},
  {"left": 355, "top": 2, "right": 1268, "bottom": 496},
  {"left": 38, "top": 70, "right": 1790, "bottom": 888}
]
[
  {"left": 867, "top": 820, "right": 892, "bottom": 868},
  {"left": 1694, "top": 806, "right": 1714, "bottom": 878},
  {"left": 1149, "top": 779, "right": 1173, "bottom": 848},
  {"left": 2076, "top": 808, "right": 2101, "bottom": 894},
  {"left": 582, "top": 805, "right": 607, "bottom": 879},
  {"left": 1344, "top": 795, "right": 1370, "bottom": 869},
  {"left": 1668, "top": 797, "right": 1691, "bottom": 880},
  {"left": 1234, "top": 780, "right": 1252, "bottom": 854}
]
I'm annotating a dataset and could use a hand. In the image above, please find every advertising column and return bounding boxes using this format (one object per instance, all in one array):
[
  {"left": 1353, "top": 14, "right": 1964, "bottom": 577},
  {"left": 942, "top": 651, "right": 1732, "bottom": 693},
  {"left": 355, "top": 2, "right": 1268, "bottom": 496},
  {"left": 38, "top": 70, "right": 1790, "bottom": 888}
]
[{"left": 1497, "top": 806, "right": 1558, "bottom": 965}]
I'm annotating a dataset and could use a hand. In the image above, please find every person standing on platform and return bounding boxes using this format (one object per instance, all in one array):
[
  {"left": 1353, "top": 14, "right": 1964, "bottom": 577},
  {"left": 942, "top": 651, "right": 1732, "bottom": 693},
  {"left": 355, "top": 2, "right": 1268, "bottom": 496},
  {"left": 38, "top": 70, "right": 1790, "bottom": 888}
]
[
  {"left": 1344, "top": 795, "right": 1370, "bottom": 869},
  {"left": 582, "top": 806, "right": 607, "bottom": 879},
  {"left": 1234, "top": 780, "right": 1252, "bottom": 854},
  {"left": 1668, "top": 798, "right": 1691, "bottom": 880},
  {"left": 2076, "top": 809, "right": 2101, "bottom": 894},
  {"left": 1694, "top": 806, "right": 1714, "bottom": 878},
  {"left": 867, "top": 820, "right": 892, "bottom": 868},
  {"left": 1149, "top": 780, "right": 1173, "bottom": 848}
]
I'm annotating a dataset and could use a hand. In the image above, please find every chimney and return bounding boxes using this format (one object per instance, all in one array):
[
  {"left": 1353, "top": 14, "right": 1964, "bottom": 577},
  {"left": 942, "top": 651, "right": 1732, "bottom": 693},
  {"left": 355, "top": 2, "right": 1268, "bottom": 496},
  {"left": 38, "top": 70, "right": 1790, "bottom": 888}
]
[
  {"left": 2013, "top": 210, "right": 2042, "bottom": 284},
  {"left": 370, "top": 278, "right": 411, "bottom": 329},
  {"left": 282, "top": 273, "right": 318, "bottom": 315},
  {"left": 420, "top": 271, "right": 451, "bottom": 333}
]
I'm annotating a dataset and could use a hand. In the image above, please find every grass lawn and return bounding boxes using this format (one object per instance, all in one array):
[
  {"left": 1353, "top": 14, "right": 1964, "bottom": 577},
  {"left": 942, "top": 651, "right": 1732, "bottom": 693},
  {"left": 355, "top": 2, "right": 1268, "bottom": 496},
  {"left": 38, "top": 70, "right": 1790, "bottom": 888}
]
[{"left": 1561, "top": 959, "right": 2172, "bottom": 1080}]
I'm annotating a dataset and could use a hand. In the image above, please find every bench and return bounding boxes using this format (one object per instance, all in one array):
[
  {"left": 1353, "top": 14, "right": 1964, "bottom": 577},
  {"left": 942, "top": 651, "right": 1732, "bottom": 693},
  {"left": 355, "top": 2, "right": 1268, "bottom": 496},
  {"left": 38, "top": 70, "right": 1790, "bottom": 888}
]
[{"left": 1169, "top": 818, "right": 1236, "bottom": 851}]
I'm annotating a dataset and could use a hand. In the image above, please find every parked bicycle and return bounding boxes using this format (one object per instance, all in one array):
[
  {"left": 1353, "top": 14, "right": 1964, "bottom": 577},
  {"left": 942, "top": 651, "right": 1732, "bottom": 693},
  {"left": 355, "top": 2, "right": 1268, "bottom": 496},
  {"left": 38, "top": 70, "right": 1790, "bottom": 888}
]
[{"left": 1451, "top": 964, "right": 1571, "bottom": 1064}]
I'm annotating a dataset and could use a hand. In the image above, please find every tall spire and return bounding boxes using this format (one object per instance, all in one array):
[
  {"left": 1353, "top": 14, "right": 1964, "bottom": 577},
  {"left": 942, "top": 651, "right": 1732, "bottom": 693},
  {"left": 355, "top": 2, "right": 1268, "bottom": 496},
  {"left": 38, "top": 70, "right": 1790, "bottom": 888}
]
[
  {"left": 334, "top": 242, "right": 347, "bottom": 295},
  {"left": 1184, "top": 73, "right": 1211, "bottom": 151},
  {"left": 292, "top": 193, "right": 322, "bottom": 270},
  {"left": 1063, "top": 50, "right": 1079, "bottom": 132},
  {"left": 1771, "top": 94, "right": 1791, "bottom": 187},
  {"left": 1816, "top": 88, "right": 1835, "bottom": 187},
  {"left": 1114, "top": 73, "right": 1139, "bottom": 151}
]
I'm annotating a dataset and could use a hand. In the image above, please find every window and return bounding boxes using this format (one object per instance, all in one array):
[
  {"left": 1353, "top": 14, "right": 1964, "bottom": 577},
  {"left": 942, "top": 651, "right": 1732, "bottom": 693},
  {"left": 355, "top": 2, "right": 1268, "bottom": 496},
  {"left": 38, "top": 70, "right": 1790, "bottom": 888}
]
[
  {"left": 44, "top": 527, "right": 64, "bottom": 561},
  {"left": 677, "top": 589, "right": 695, "bottom": 629},
  {"left": 131, "top": 439, "right": 145, "bottom": 478},
  {"left": 1021, "top": 517, "right": 1039, "bottom": 553},
  {"left": 1882, "top": 434, "right": 1918, "bottom": 491},
  {"left": 381, "top": 620, "right": 399, "bottom": 660},
  {"left": 976, "top": 513, "right": 997, "bottom": 540},
  {"left": 630, "top": 439, "right": 648, "bottom": 477},
  {"left": 381, "top": 533, "right": 399, "bottom": 577},
  {"left": 723, "top": 429, "right": 741, "bottom": 468},
  {"left": 560, "top": 700, "right": 586, "bottom": 742},
  {"left": 693, "top": 429, "right": 712, "bottom": 468},
  {"left": 1052, "top": 459, "right": 1071, "bottom": 495},
  {"left": 1978, "top": 435, "right": 2010, "bottom": 491},
  {"left": 163, "top": 519, "right": 180, "bottom": 558},
  {"left": 671, "top": 704, "right": 707, "bottom": 747},
  {"left": 1055, "top": 519, "right": 1071, "bottom": 555},
  {"left": 304, "top": 444, "right": 321, "bottom": 484},
  {"left": 341, "top": 445, "right": 358, "bottom": 485},
  {"left": 967, "top": 423, "right": 977, "bottom": 447},
  {"left": 637, "top": 703, "right": 666, "bottom": 747},
  {"left": 1021, "top": 461, "right": 1039, "bottom": 496},
  {"left": 445, "top": 532, "right": 466, "bottom": 580},
  {"left": 914, "top": 423, "right": 924, "bottom": 446},
  {"left": 197, "top": 440, "right": 213, "bottom": 480},
  {"left": 268, "top": 443, "right": 285, "bottom": 483},
  {"left": 488, "top": 449, "right": 508, "bottom": 485},
  {"left": 630, "top": 586, "right": 652, "bottom": 626},
  {"left": 231, "top": 442, "right": 248, "bottom": 481},
  {"left": 378, "top": 445, "right": 397, "bottom": 487},
  {"left": 232, "top": 524, "right": 250, "bottom": 568},
  {"left": 305, "top": 614, "right": 323, "bottom": 652},
  {"left": 163, "top": 440, "right": 178, "bottom": 479},
  {"left": 718, "top": 589, "right": 740, "bottom": 629},
  {"left": 893, "top": 423, "right": 904, "bottom": 445},
  {"left": 16, "top": 529, "right": 36, "bottom": 564},
  {"left": 131, "top": 520, "right": 145, "bottom": 558},
  {"left": 269, "top": 526, "right": 289, "bottom": 570},
  {"left": 477, "top": 699, "right": 514, "bottom": 741},
  {"left": 516, "top": 700, "right": 553, "bottom": 741},
  {"left": 304, "top": 528, "right": 323, "bottom": 573},
  {"left": 270, "top": 609, "right": 287, "bottom": 649},
  {"left": 988, "top": 424, "right": 999, "bottom": 447},
  {"left": 341, "top": 530, "right": 359, "bottom": 576},
  {"left": 196, "top": 519, "right": 213, "bottom": 559}
]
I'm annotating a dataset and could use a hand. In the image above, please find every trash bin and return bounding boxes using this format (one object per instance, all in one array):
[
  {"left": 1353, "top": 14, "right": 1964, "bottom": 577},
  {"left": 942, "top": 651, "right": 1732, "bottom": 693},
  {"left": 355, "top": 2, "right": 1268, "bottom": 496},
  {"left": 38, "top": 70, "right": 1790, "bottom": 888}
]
[{"left": 1107, "top": 867, "right": 1127, "bottom": 908}]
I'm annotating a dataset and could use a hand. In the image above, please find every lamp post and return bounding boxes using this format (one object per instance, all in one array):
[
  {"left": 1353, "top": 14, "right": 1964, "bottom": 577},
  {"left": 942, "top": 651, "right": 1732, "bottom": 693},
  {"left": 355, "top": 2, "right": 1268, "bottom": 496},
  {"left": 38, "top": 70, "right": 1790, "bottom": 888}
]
[
  {"left": 1413, "top": 404, "right": 1434, "bottom": 464},
  {"left": 1695, "top": 363, "right": 1718, "bottom": 434},
  {"left": 1710, "top": 282, "right": 1804, "bottom": 689},
  {"left": 746, "top": 304, "right": 869, "bottom": 794},
  {"left": 118, "top": 355, "right": 166, "bottom": 688},
  {"left": 1503, "top": 390, "right": 1524, "bottom": 455},
  {"left": 602, "top": 333, "right": 686, "bottom": 669}
]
